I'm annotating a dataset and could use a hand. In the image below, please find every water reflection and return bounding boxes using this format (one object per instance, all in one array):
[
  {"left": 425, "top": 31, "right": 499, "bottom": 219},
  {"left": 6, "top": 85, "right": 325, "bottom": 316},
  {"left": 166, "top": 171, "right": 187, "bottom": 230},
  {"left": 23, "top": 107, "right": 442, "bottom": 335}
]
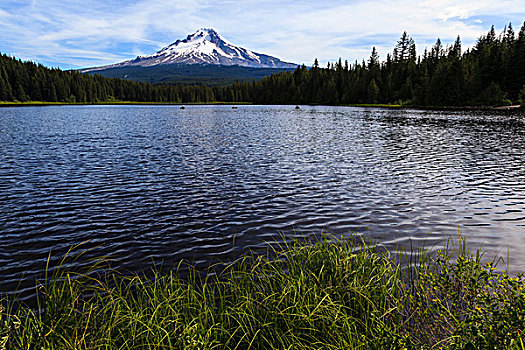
[{"left": 1, "top": 105, "right": 525, "bottom": 299}]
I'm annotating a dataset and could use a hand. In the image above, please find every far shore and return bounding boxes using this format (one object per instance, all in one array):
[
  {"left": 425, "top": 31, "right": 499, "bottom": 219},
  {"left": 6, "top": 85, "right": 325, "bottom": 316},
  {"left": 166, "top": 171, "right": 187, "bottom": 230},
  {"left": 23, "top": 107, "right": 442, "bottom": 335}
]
[
  {"left": 0, "top": 100, "right": 523, "bottom": 112},
  {"left": 0, "top": 101, "right": 253, "bottom": 107}
]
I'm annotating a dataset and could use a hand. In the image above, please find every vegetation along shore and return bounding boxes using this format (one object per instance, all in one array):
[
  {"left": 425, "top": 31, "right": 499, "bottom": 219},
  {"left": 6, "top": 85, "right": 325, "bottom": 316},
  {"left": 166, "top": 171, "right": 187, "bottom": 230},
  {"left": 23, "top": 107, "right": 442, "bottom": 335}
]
[
  {"left": 1, "top": 22, "right": 525, "bottom": 108},
  {"left": 1, "top": 236, "right": 524, "bottom": 349}
]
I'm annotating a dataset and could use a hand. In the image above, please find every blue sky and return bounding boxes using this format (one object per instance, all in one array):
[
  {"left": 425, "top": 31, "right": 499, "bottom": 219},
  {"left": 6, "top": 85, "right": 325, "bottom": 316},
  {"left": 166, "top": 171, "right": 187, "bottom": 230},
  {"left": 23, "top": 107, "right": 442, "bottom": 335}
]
[{"left": 1, "top": 0, "right": 524, "bottom": 69}]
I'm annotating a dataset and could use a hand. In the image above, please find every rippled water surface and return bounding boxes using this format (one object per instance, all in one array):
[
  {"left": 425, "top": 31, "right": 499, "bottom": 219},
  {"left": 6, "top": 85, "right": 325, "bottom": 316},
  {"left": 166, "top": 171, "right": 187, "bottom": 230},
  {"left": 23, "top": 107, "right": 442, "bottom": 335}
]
[{"left": 2, "top": 105, "right": 525, "bottom": 296}]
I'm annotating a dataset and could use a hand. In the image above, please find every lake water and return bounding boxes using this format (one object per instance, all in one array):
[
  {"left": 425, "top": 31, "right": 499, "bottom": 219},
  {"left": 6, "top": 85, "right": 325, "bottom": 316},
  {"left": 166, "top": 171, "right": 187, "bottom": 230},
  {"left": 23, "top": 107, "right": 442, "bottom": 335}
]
[{"left": 1, "top": 105, "right": 525, "bottom": 297}]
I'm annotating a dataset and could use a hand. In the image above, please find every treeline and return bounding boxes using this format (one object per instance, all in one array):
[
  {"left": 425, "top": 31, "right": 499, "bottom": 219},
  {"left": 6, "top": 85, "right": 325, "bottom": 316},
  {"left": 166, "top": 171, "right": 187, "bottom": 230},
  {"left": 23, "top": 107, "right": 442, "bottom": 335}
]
[
  {"left": 245, "top": 22, "right": 525, "bottom": 106},
  {"left": 1, "top": 22, "right": 525, "bottom": 106},
  {"left": 0, "top": 54, "right": 239, "bottom": 103},
  {"left": 0, "top": 53, "right": 232, "bottom": 103}
]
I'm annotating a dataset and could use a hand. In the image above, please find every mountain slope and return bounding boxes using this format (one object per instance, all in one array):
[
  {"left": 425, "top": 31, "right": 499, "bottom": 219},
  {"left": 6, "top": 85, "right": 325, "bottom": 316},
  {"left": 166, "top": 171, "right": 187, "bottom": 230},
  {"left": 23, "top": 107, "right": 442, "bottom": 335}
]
[
  {"left": 83, "top": 64, "right": 292, "bottom": 86},
  {"left": 83, "top": 28, "right": 297, "bottom": 72}
]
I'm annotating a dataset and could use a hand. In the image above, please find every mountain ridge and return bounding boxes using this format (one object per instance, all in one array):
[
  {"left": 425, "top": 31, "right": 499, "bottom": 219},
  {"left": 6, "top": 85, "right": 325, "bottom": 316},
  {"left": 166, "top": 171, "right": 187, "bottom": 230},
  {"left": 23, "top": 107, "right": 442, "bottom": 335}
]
[{"left": 82, "top": 28, "right": 297, "bottom": 72}]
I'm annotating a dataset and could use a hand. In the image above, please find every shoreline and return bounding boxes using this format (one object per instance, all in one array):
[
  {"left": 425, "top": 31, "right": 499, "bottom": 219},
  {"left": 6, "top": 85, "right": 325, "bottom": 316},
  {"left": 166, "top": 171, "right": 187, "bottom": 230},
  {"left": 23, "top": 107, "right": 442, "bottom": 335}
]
[
  {"left": 1, "top": 101, "right": 523, "bottom": 112},
  {"left": 0, "top": 101, "right": 252, "bottom": 107},
  {"left": 1, "top": 237, "right": 523, "bottom": 348}
]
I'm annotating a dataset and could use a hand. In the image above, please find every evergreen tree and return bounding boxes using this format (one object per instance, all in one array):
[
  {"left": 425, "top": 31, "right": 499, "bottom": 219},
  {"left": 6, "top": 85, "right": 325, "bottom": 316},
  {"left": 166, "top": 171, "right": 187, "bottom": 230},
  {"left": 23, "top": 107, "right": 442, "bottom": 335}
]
[
  {"left": 518, "top": 85, "right": 525, "bottom": 106},
  {"left": 394, "top": 32, "right": 415, "bottom": 62},
  {"left": 505, "top": 23, "right": 516, "bottom": 44},
  {"left": 368, "top": 47, "right": 379, "bottom": 68},
  {"left": 508, "top": 22, "right": 525, "bottom": 100},
  {"left": 15, "top": 82, "right": 27, "bottom": 102},
  {"left": 451, "top": 36, "right": 462, "bottom": 58},
  {"left": 49, "top": 84, "right": 57, "bottom": 102},
  {"left": 0, "top": 74, "right": 7, "bottom": 100},
  {"left": 479, "top": 81, "right": 504, "bottom": 105},
  {"left": 367, "top": 79, "right": 379, "bottom": 103}
]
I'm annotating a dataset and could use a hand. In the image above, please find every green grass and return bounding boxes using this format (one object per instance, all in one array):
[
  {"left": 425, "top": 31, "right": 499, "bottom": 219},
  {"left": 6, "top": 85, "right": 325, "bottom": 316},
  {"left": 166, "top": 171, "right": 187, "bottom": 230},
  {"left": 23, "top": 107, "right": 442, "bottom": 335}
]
[
  {"left": 344, "top": 104, "right": 403, "bottom": 108},
  {"left": 1, "top": 235, "right": 525, "bottom": 349}
]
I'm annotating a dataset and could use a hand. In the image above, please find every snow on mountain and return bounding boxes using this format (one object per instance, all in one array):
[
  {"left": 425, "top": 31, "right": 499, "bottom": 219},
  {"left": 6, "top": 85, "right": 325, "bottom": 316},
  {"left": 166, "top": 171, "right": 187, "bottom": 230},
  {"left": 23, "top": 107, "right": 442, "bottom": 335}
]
[{"left": 83, "top": 28, "right": 297, "bottom": 72}]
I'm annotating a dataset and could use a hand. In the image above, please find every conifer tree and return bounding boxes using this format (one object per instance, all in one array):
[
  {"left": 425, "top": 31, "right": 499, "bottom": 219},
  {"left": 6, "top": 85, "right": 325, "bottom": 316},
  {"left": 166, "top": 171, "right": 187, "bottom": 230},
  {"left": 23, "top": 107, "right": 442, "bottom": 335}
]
[
  {"left": 0, "top": 74, "right": 7, "bottom": 100},
  {"left": 15, "top": 82, "right": 27, "bottom": 101},
  {"left": 451, "top": 36, "right": 462, "bottom": 58},
  {"left": 367, "top": 79, "right": 379, "bottom": 103},
  {"left": 505, "top": 23, "right": 515, "bottom": 44},
  {"left": 518, "top": 85, "right": 525, "bottom": 106},
  {"left": 394, "top": 32, "right": 415, "bottom": 62},
  {"left": 368, "top": 47, "right": 379, "bottom": 68}
]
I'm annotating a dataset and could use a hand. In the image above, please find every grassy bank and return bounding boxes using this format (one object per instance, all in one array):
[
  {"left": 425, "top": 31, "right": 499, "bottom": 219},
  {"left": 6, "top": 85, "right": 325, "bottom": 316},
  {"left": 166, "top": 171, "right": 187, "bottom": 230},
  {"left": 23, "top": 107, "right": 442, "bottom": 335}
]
[
  {"left": 345, "top": 103, "right": 403, "bottom": 108},
  {"left": 1, "top": 237, "right": 524, "bottom": 349},
  {"left": 0, "top": 101, "right": 398, "bottom": 108}
]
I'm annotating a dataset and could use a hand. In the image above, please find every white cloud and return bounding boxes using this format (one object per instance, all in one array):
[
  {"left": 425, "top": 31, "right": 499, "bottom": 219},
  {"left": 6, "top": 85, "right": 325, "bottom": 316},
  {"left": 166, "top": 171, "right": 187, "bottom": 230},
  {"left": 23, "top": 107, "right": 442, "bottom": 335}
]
[
  {"left": 0, "top": 8, "right": 10, "bottom": 17},
  {"left": 0, "top": 0, "right": 524, "bottom": 68}
]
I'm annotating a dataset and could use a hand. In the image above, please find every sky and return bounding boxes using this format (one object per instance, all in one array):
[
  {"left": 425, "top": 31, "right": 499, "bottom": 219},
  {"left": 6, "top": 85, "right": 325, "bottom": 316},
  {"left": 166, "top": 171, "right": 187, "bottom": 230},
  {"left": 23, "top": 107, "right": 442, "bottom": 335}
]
[{"left": 0, "top": 0, "right": 524, "bottom": 69}]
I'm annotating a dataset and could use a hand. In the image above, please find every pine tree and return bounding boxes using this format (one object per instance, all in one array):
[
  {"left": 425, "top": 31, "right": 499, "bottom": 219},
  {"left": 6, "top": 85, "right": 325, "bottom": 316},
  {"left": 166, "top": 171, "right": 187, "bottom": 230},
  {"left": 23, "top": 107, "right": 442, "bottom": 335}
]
[
  {"left": 394, "top": 31, "right": 415, "bottom": 62},
  {"left": 451, "top": 36, "right": 462, "bottom": 58},
  {"left": 49, "top": 83, "right": 57, "bottom": 102},
  {"left": 15, "top": 82, "right": 27, "bottom": 101},
  {"left": 431, "top": 39, "right": 443, "bottom": 61},
  {"left": 368, "top": 47, "right": 379, "bottom": 69},
  {"left": 0, "top": 74, "right": 7, "bottom": 100},
  {"left": 518, "top": 85, "right": 525, "bottom": 106},
  {"left": 0, "top": 67, "right": 13, "bottom": 100},
  {"left": 479, "top": 81, "right": 504, "bottom": 105},
  {"left": 506, "top": 22, "right": 525, "bottom": 100},
  {"left": 367, "top": 79, "right": 379, "bottom": 103},
  {"left": 506, "top": 23, "right": 515, "bottom": 44}
]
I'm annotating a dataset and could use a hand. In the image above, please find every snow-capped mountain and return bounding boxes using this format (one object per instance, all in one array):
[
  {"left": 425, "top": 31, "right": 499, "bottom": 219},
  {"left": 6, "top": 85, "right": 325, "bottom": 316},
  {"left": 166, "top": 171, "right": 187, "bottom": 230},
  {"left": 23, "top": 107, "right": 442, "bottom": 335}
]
[{"left": 83, "top": 28, "right": 297, "bottom": 72}]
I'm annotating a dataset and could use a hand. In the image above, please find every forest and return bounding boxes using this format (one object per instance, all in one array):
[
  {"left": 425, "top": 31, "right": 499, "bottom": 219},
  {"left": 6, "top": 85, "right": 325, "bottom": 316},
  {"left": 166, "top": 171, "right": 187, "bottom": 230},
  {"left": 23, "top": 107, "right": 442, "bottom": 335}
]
[
  {"left": 85, "top": 64, "right": 293, "bottom": 87},
  {"left": 1, "top": 22, "right": 525, "bottom": 107}
]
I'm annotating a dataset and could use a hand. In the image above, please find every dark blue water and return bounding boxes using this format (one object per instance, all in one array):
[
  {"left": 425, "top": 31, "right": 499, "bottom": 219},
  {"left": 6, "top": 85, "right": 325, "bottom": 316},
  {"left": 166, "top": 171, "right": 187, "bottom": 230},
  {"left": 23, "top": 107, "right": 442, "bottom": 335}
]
[{"left": 2, "top": 105, "right": 525, "bottom": 297}]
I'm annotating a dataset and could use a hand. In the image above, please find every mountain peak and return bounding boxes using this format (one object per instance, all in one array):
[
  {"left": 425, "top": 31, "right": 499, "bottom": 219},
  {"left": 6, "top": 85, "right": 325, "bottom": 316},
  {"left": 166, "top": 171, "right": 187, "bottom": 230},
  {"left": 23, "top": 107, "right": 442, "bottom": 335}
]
[
  {"left": 162, "top": 28, "right": 228, "bottom": 53},
  {"left": 181, "top": 28, "right": 222, "bottom": 44},
  {"left": 83, "top": 29, "right": 297, "bottom": 72},
  {"left": 194, "top": 28, "right": 220, "bottom": 37}
]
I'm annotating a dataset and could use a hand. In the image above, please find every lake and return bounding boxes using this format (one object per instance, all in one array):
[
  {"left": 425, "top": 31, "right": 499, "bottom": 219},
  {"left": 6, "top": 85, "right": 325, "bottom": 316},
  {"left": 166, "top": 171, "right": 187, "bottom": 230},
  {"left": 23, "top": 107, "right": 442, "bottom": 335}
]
[{"left": 1, "top": 105, "right": 525, "bottom": 297}]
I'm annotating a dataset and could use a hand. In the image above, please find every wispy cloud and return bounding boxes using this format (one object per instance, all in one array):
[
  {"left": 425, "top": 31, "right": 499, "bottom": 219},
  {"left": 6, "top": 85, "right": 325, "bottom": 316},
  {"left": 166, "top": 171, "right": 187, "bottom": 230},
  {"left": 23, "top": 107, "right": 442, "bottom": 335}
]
[{"left": 0, "top": 0, "right": 524, "bottom": 68}]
